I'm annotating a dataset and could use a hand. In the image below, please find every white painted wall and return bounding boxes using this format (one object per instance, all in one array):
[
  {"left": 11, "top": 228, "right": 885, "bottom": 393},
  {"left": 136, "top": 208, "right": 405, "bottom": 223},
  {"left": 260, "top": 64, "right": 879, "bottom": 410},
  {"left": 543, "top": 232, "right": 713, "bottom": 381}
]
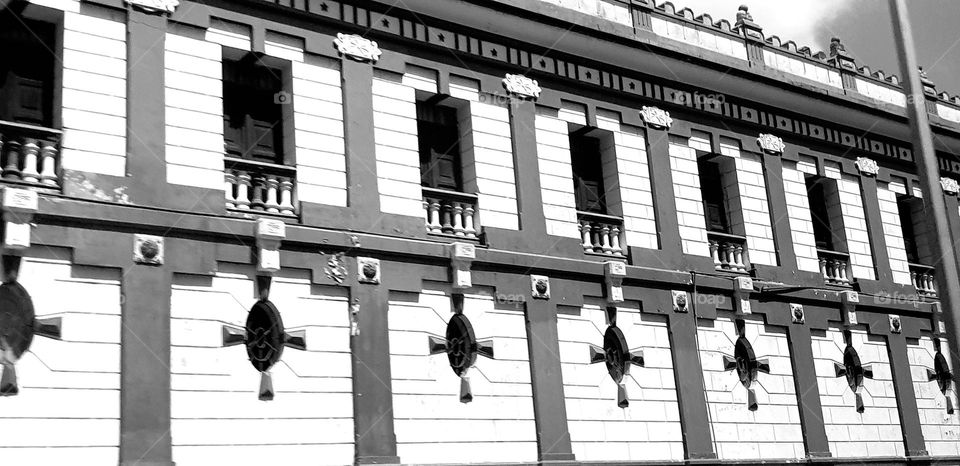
[
  {"left": 670, "top": 135, "right": 710, "bottom": 256},
  {"left": 650, "top": 17, "right": 748, "bottom": 61},
  {"left": 0, "top": 249, "right": 121, "bottom": 464},
  {"left": 878, "top": 182, "right": 913, "bottom": 286},
  {"left": 697, "top": 318, "right": 805, "bottom": 460},
  {"left": 170, "top": 265, "right": 354, "bottom": 465},
  {"left": 762, "top": 51, "right": 843, "bottom": 89},
  {"left": 373, "top": 71, "right": 424, "bottom": 218},
  {"left": 908, "top": 337, "right": 960, "bottom": 456},
  {"left": 60, "top": 9, "right": 127, "bottom": 177},
  {"left": 292, "top": 56, "right": 347, "bottom": 206},
  {"left": 557, "top": 302, "right": 683, "bottom": 461},
  {"left": 388, "top": 289, "right": 537, "bottom": 463},
  {"left": 535, "top": 107, "right": 580, "bottom": 238},
  {"left": 536, "top": 0, "right": 631, "bottom": 25},
  {"left": 937, "top": 102, "right": 960, "bottom": 124},
  {"left": 782, "top": 160, "right": 821, "bottom": 273},
  {"left": 855, "top": 78, "right": 906, "bottom": 107},
  {"left": 813, "top": 329, "right": 904, "bottom": 457}
]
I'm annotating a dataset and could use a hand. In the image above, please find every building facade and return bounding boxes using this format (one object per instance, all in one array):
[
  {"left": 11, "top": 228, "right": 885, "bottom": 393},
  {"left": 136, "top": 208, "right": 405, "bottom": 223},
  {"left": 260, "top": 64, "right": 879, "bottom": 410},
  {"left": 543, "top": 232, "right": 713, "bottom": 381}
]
[{"left": 1, "top": 0, "right": 960, "bottom": 464}]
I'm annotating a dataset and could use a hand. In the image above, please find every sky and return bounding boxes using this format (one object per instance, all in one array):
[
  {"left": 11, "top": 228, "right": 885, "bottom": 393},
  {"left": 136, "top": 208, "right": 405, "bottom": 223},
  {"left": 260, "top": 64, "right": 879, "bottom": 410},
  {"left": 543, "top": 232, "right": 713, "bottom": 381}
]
[{"left": 668, "top": 0, "right": 960, "bottom": 97}]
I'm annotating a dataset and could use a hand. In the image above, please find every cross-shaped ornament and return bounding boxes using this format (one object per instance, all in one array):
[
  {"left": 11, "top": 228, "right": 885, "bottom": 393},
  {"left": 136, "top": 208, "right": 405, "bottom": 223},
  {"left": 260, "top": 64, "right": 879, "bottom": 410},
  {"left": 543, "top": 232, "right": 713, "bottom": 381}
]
[
  {"left": 427, "top": 294, "right": 494, "bottom": 403},
  {"left": 834, "top": 332, "right": 874, "bottom": 413},
  {"left": 927, "top": 341, "right": 954, "bottom": 414},
  {"left": 722, "top": 319, "right": 769, "bottom": 411},
  {"left": 588, "top": 320, "right": 644, "bottom": 408}
]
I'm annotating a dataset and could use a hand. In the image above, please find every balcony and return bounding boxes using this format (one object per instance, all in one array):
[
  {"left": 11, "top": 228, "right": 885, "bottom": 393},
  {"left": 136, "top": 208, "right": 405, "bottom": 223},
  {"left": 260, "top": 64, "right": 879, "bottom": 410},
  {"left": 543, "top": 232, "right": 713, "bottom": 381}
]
[
  {"left": 708, "top": 232, "right": 749, "bottom": 272},
  {"left": 0, "top": 121, "right": 61, "bottom": 190},
  {"left": 818, "top": 249, "right": 852, "bottom": 286},
  {"left": 422, "top": 187, "right": 480, "bottom": 240},
  {"left": 577, "top": 211, "right": 625, "bottom": 256},
  {"left": 909, "top": 263, "right": 937, "bottom": 297},
  {"left": 223, "top": 158, "right": 296, "bottom": 216}
]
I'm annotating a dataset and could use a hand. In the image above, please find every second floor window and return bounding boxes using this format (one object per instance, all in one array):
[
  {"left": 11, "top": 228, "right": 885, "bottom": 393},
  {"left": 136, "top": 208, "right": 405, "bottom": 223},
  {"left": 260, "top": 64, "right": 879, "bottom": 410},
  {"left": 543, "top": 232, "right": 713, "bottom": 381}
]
[
  {"left": 570, "top": 133, "right": 606, "bottom": 214},
  {"left": 698, "top": 157, "right": 729, "bottom": 233},
  {"left": 223, "top": 56, "right": 284, "bottom": 164},
  {"left": 0, "top": 16, "right": 55, "bottom": 127},
  {"left": 417, "top": 101, "right": 462, "bottom": 191},
  {"left": 806, "top": 175, "right": 841, "bottom": 251}
]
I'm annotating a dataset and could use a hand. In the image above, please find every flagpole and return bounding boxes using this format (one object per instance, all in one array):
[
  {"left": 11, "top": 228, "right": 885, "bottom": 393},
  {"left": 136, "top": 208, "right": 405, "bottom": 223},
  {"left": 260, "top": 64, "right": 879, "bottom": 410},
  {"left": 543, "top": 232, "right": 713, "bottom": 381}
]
[{"left": 888, "top": 0, "right": 960, "bottom": 382}]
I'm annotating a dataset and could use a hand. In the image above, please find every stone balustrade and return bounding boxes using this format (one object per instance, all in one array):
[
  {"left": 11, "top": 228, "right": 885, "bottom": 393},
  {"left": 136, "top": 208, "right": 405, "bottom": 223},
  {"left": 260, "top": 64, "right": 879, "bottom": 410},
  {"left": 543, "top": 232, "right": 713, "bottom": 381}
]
[
  {"left": 224, "top": 158, "right": 296, "bottom": 216},
  {"left": 422, "top": 187, "right": 480, "bottom": 239},
  {"left": 909, "top": 263, "right": 937, "bottom": 296},
  {"left": 0, "top": 121, "right": 61, "bottom": 189},
  {"left": 818, "top": 249, "right": 852, "bottom": 286},
  {"left": 708, "top": 232, "right": 749, "bottom": 272},
  {"left": 577, "top": 211, "right": 626, "bottom": 256}
]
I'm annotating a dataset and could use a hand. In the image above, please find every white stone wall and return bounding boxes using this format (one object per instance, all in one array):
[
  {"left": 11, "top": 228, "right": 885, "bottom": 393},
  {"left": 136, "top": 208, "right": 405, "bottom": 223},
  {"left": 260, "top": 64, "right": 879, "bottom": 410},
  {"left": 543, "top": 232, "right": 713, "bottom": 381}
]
[
  {"left": 455, "top": 79, "right": 520, "bottom": 230},
  {"left": 855, "top": 78, "right": 906, "bottom": 107},
  {"left": 762, "top": 51, "right": 843, "bottom": 89},
  {"left": 535, "top": 107, "right": 580, "bottom": 238},
  {"left": 536, "top": 0, "right": 631, "bottom": 25},
  {"left": 937, "top": 102, "right": 960, "bottom": 124},
  {"left": 813, "top": 329, "right": 904, "bottom": 457},
  {"left": 373, "top": 71, "right": 424, "bottom": 218},
  {"left": 824, "top": 163, "right": 875, "bottom": 280},
  {"left": 670, "top": 135, "right": 709, "bottom": 256},
  {"left": 60, "top": 10, "right": 127, "bottom": 177},
  {"left": 170, "top": 266, "right": 354, "bottom": 465},
  {"left": 782, "top": 160, "right": 821, "bottom": 273},
  {"left": 292, "top": 57, "right": 347, "bottom": 206},
  {"left": 389, "top": 289, "right": 537, "bottom": 463},
  {"left": 164, "top": 33, "right": 224, "bottom": 190},
  {"left": 878, "top": 182, "right": 913, "bottom": 285},
  {"left": 908, "top": 337, "right": 960, "bottom": 456},
  {"left": 28, "top": 0, "right": 80, "bottom": 12},
  {"left": 650, "top": 18, "right": 748, "bottom": 61},
  {"left": 557, "top": 302, "right": 683, "bottom": 461},
  {"left": 595, "top": 113, "right": 658, "bottom": 250},
  {"left": 719, "top": 140, "right": 777, "bottom": 266},
  {"left": 697, "top": 318, "right": 804, "bottom": 460},
  {"left": 0, "top": 250, "right": 122, "bottom": 464}
]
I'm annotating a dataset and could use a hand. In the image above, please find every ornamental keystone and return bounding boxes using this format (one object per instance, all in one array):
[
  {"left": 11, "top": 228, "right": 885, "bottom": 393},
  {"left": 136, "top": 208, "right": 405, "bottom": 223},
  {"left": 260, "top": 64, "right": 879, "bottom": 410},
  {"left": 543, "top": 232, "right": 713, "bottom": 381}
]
[
  {"left": 502, "top": 74, "right": 542, "bottom": 99},
  {"left": 941, "top": 177, "right": 959, "bottom": 195},
  {"left": 125, "top": 0, "right": 178, "bottom": 13},
  {"left": 639, "top": 106, "right": 673, "bottom": 130},
  {"left": 756, "top": 133, "right": 785, "bottom": 155},
  {"left": 855, "top": 157, "right": 879, "bottom": 176},
  {"left": 333, "top": 33, "right": 382, "bottom": 63}
]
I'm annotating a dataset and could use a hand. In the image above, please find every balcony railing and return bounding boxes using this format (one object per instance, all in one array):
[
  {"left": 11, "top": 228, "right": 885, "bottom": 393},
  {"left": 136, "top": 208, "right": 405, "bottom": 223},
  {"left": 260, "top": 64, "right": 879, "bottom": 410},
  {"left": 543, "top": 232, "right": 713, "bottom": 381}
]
[
  {"left": 577, "top": 211, "right": 626, "bottom": 256},
  {"left": 0, "top": 121, "right": 61, "bottom": 189},
  {"left": 708, "top": 231, "right": 749, "bottom": 272},
  {"left": 224, "top": 157, "right": 296, "bottom": 216},
  {"left": 422, "top": 187, "right": 479, "bottom": 239},
  {"left": 818, "top": 249, "right": 852, "bottom": 286},
  {"left": 909, "top": 263, "right": 937, "bottom": 296}
]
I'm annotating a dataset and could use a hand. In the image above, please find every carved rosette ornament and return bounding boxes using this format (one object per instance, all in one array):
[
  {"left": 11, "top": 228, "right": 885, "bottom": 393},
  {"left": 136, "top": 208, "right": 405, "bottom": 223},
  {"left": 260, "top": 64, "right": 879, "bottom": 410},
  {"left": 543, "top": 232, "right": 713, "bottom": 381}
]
[
  {"left": 756, "top": 133, "right": 785, "bottom": 155},
  {"left": 639, "top": 106, "right": 673, "bottom": 130},
  {"left": 333, "top": 33, "right": 382, "bottom": 63},
  {"left": 124, "top": 0, "right": 179, "bottom": 13},
  {"left": 855, "top": 157, "right": 879, "bottom": 177},
  {"left": 502, "top": 74, "right": 542, "bottom": 100},
  {"left": 941, "top": 177, "right": 959, "bottom": 195}
]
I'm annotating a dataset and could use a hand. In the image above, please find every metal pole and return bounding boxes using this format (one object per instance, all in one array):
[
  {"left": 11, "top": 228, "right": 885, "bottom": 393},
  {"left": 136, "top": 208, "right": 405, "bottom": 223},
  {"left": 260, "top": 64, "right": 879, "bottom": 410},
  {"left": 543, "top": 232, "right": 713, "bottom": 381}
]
[{"left": 888, "top": 0, "right": 960, "bottom": 383}]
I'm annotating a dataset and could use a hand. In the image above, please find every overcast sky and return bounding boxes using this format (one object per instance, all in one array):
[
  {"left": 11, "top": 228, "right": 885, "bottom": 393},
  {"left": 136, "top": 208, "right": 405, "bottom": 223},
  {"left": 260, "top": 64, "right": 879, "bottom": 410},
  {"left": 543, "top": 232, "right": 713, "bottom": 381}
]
[{"left": 670, "top": 0, "right": 960, "bottom": 97}]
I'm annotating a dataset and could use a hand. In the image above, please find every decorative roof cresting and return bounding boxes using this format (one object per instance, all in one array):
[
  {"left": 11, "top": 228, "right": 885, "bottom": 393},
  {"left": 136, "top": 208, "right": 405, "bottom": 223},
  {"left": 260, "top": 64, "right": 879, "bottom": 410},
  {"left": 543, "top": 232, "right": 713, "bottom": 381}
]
[
  {"left": 639, "top": 106, "right": 673, "bottom": 130},
  {"left": 756, "top": 134, "right": 785, "bottom": 154},
  {"left": 502, "top": 74, "right": 542, "bottom": 99},
  {"left": 125, "top": 0, "right": 178, "bottom": 13},
  {"left": 333, "top": 33, "right": 382, "bottom": 63}
]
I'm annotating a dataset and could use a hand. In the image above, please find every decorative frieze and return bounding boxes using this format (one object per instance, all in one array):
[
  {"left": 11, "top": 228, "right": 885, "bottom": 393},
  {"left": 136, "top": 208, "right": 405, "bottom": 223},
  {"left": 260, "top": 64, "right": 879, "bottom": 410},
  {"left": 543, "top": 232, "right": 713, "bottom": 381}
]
[
  {"left": 756, "top": 133, "right": 786, "bottom": 154},
  {"left": 502, "top": 73, "right": 542, "bottom": 99},
  {"left": 125, "top": 0, "right": 178, "bottom": 14},
  {"left": 133, "top": 235, "right": 164, "bottom": 266},
  {"left": 855, "top": 157, "right": 879, "bottom": 176},
  {"left": 639, "top": 106, "right": 673, "bottom": 129},
  {"left": 333, "top": 33, "right": 382, "bottom": 63},
  {"left": 941, "top": 176, "right": 959, "bottom": 195}
]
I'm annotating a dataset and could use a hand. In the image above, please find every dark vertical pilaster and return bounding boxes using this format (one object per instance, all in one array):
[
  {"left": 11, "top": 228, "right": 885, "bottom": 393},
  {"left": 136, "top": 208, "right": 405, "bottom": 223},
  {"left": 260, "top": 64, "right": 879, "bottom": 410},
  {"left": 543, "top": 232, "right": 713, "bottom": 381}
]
[
  {"left": 524, "top": 296, "right": 575, "bottom": 462},
  {"left": 786, "top": 324, "right": 831, "bottom": 457},
  {"left": 350, "top": 283, "right": 400, "bottom": 464},
  {"left": 760, "top": 154, "right": 797, "bottom": 270},
  {"left": 120, "top": 264, "right": 173, "bottom": 466},
  {"left": 886, "top": 334, "right": 928, "bottom": 456},
  {"left": 342, "top": 60, "right": 379, "bottom": 213},
  {"left": 509, "top": 100, "right": 547, "bottom": 238},
  {"left": 667, "top": 310, "right": 715, "bottom": 459},
  {"left": 859, "top": 175, "right": 893, "bottom": 284},
  {"left": 125, "top": 10, "right": 167, "bottom": 203},
  {"left": 640, "top": 129, "right": 682, "bottom": 268}
]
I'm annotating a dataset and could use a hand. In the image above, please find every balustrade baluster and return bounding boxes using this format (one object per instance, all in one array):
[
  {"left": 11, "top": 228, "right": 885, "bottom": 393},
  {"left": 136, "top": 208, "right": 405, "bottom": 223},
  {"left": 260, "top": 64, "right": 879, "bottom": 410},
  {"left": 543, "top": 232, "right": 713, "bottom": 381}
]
[
  {"left": 224, "top": 172, "right": 237, "bottom": 209},
  {"left": 264, "top": 176, "right": 280, "bottom": 213},
  {"left": 20, "top": 139, "right": 39, "bottom": 183},
  {"left": 463, "top": 205, "right": 476, "bottom": 238},
  {"left": 250, "top": 176, "right": 266, "bottom": 211},
  {"left": 600, "top": 225, "right": 612, "bottom": 254},
  {"left": 580, "top": 221, "right": 592, "bottom": 252},
  {"left": 441, "top": 203, "right": 453, "bottom": 234},
  {"left": 610, "top": 226, "right": 622, "bottom": 255},
  {"left": 4, "top": 139, "right": 21, "bottom": 180},
  {"left": 39, "top": 141, "right": 58, "bottom": 186},
  {"left": 279, "top": 178, "right": 295, "bottom": 215},
  {"left": 235, "top": 171, "right": 251, "bottom": 210},
  {"left": 427, "top": 199, "right": 442, "bottom": 233},
  {"left": 734, "top": 245, "right": 745, "bottom": 271},
  {"left": 452, "top": 203, "right": 465, "bottom": 236}
]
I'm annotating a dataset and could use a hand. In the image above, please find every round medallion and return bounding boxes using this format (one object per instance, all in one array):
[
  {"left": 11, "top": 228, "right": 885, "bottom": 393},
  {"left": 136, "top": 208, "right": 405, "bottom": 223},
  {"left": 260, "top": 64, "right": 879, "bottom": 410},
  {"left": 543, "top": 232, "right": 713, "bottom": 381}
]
[
  {"left": 444, "top": 313, "right": 478, "bottom": 377},
  {"left": 843, "top": 345, "right": 864, "bottom": 390},
  {"left": 733, "top": 336, "right": 758, "bottom": 388},
  {"left": 362, "top": 263, "right": 377, "bottom": 280},
  {"left": 0, "top": 282, "right": 35, "bottom": 363},
  {"left": 245, "top": 300, "right": 285, "bottom": 372},
  {"left": 603, "top": 326, "right": 629, "bottom": 383},
  {"left": 140, "top": 240, "right": 159, "bottom": 260},
  {"left": 534, "top": 279, "right": 548, "bottom": 295},
  {"left": 934, "top": 351, "right": 952, "bottom": 393}
]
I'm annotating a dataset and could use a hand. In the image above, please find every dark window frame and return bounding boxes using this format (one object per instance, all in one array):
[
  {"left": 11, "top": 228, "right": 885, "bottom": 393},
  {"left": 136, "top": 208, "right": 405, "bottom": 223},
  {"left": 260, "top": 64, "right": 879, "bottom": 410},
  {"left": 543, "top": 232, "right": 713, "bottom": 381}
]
[
  {"left": 569, "top": 131, "right": 607, "bottom": 214},
  {"left": 222, "top": 54, "right": 286, "bottom": 165},
  {"left": 698, "top": 156, "right": 730, "bottom": 233},
  {"left": 416, "top": 99, "right": 463, "bottom": 192},
  {"left": 806, "top": 175, "right": 836, "bottom": 251},
  {"left": 0, "top": 15, "right": 57, "bottom": 127}
]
